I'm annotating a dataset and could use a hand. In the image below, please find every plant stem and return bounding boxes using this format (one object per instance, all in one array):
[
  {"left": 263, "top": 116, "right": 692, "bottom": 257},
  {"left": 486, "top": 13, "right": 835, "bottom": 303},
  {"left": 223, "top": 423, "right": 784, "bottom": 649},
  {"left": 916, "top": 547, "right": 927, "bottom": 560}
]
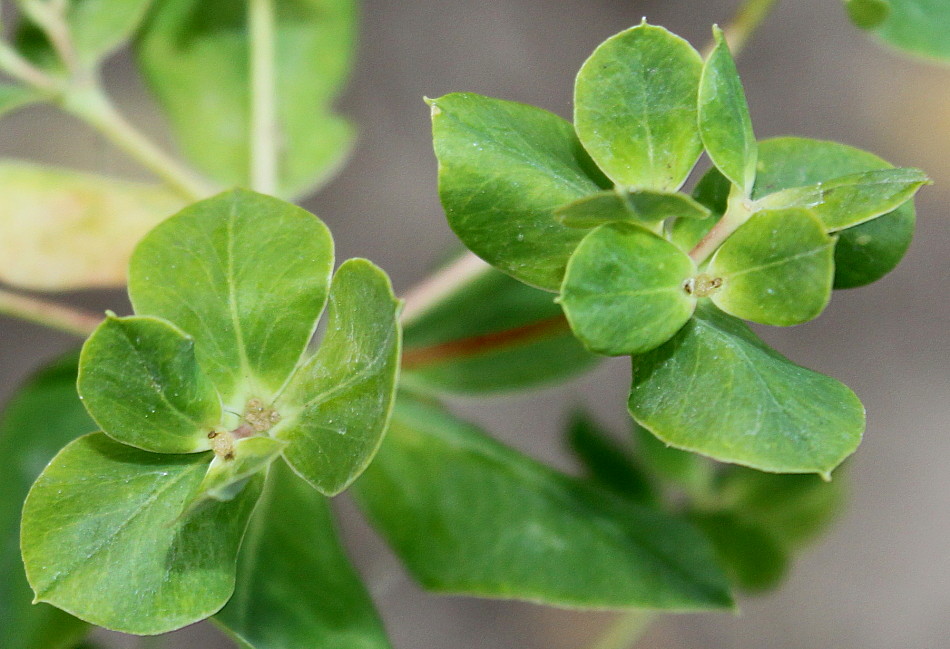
[
  {"left": 1, "top": 0, "right": 213, "bottom": 201},
  {"left": 23, "top": 0, "right": 79, "bottom": 73},
  {"left": 249, "top": 0, "right": 279, "bottom": 195},
  {"left": 399, "top": 252, "right": 492, "bottom": 324},
  {"left": 61, "top": 83, "right": 213, "bottom": 201},
  {"left": 689, "top": 194, "right": 755, "bottom": 264},
  {"left": 588, "top": 611, "right": 657, "bottom": 649},
  {"left": 0, "top": 41, "right": 58, "bottom": 92},
  {"left": 712, "top": 0, "right": 780, "bottom": 57},
  {"left": 402, "top": 315, "right": 569, "bottom": 369},
  {"left": 0, "top": 288, "right": 101, "bottom": 337}
]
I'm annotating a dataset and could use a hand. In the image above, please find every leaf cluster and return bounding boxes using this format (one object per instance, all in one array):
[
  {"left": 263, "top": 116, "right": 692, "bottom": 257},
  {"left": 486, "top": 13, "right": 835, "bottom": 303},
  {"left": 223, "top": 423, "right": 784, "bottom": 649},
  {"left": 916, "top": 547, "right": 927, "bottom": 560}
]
[
  {"left": 19, "top": 190, "right": 401, "bottom": 639},
  {"left": 430, "top": 21, "right": 926, "bottom": 476}
]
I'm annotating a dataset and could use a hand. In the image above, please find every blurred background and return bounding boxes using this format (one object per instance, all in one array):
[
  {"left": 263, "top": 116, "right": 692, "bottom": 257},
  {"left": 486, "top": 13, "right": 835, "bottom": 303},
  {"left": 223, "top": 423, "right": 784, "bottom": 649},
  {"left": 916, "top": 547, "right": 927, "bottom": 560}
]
[{"left": 1, "top": 0, "right": 948, "bottom": 647}]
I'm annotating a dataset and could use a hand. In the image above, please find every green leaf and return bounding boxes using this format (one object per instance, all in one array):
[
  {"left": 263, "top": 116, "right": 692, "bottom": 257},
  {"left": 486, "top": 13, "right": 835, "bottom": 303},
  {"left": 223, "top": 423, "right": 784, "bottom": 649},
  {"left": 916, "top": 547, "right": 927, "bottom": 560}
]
[
  {"left": 870, "top": 0, "right": 950, "bottom": 63},
  {"left": 402, "top": 265, "right": 598, "bottom": 394},
  {"left": 628, "top": 304, "right": 865, "bottom": 476},
  {"left": 715, "top": 467, "right": 845, "bottom": 549},
  {"left": 756, "top": 167, "right": 928, "bottom": 231},
  {"left": 77, "top": 314, "right": 222, "bottom": 454},
  {"left": 128, "top": 189, "right": 334, "bottom": 409},
  {"left": 429, "top": 92, "right": 607, "bottom": 290},
  {"left": 698, "top": 26, "right": 757, "bottom": 194},
  {"left": 0, "top": 161, "right": 182, "bottom": 291},
  {"left": 701, "top": 137, "right": 917, "bottom": 288},
  {"left": 567, "top": 411, "right": 655, "bottom": 503},
  {"left": 0, "top": 84, "right": 42, "bottom": 117},
  {"left": 688, "top": 512, "right": 788, "bottom": 592},
  {"left": 191, "top": 436, "right": 286, "bottom": 504},
  {"left": 634, "top": 423, "right": 712, "bottom": 495},
  {"left": 0, "top": 355, "right": 91, "bottom": 649},
  {"left": 65, "top": 0, "right": 154, "bottom": 64},
  {"left": 355, "top": 397, "right": 734, "bottom": 611},
  {"left": 574, "top": 22, "right": 703, "bottom": 191},
  {"left": 707, "top": 208, "right": 835, "bottom": 326},
  {"left": 844, "top": 0, "right": 892, "bottom": 29},
  {"left": 274, "top": 258, "right": 401, "bottom": 496},
  {"left": 17, "top": 0, "right": 152, "bottom": 67},
  {"left": 21, "top": 434, "right": 262, "bottom": 635},
  {"left": 556, "top": 189, "right": 710, "bottom": 229},
  {"left": 215, "top": 461, "right": 391, "bottom": 649},
  {"left": 559, "top": 223, "right": 697, "bottom": 355},
  {"left": 136, "top": 0, "right": 356, "bottom": 198}
]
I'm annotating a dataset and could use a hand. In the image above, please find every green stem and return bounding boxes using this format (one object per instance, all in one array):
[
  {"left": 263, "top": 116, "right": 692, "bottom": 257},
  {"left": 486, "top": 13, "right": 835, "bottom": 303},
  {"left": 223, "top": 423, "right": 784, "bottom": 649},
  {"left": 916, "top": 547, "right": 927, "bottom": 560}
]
[
  {"left": 688, "top": 0, "right": 780, "bottom": 265},
  {"left": 399, "top": 252, "right": 492, "bottom": 325},
  {"left": 588, "top": 611, "right": 657, "bottom": 649},
  {"left": 61, "top": 83, "right": 213, "bottom": 201},
  {"left": 689, "top": 192, "right": 755, "bottom": 264},
  {"left": 22, "top": 0, "right": 79, "bottom": 73},
  {"left": 0, "top": 41, "right": 58, "bottom": 92},
  {"left": 2, "top": 0, "right": 213, "bottom": 201},
  {"left": 712, "top": 0, "right": 780, "bottom": 57},
  {"left": 0, "top": 288, "right": 101, "bottom": 337},
  {"left": 249, "top": 0, "right": 278, "bottom": 195}
]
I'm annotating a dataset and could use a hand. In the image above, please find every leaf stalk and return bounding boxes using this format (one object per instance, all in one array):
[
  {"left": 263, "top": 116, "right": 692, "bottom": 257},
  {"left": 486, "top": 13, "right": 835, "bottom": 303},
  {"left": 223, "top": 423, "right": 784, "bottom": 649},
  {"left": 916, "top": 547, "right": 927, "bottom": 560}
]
[
  {"left": 60, "top": 83, "right": 214, "bottom": 201},
  {"left": 0, "top": 287, "right": 101, "bottom": 337},
  {"left": 249, "top": 0, "right": 279, "bottom": 195}
]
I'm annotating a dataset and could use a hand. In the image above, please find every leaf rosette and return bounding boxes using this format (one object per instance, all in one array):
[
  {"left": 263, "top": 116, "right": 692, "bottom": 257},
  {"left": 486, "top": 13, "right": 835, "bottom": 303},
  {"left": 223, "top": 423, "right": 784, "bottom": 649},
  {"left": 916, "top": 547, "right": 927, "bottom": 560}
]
[
  {"left": 20, "top": 189, "right": 401, "bottom": 635},
  {"left": 428, "top": 22, "right": 927, "bottom": 476}
]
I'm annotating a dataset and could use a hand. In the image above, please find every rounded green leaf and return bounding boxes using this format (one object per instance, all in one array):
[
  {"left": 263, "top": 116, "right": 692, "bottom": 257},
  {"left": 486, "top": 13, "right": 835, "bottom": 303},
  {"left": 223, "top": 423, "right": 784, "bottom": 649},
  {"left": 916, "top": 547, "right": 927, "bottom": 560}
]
[
  {"left": 78, "top": 314, "right": 222, "bottom": 454},
  {"left": 696, "top": 137, "right": 917, "bottom": 288},
  {"left": 869, "top": 0, "right": 950, "bottom": 63},
  {"left": 629, "top": 304, "right": 865, "bottom": 476},
  {"left": 688, "top": 512, "right": 788, "bottom": 592},
  {"left": 556, "top": 189, "right": 709, "bottom": 229},
  {"left": 215, "top": 461, "right": 391, "bottom": 649},
  {"left": 21, "top": 434, "right": 263, "bottom": 635},
  {"left": 430, "top": 92, "right": 608, "bottom": 290},
  {"left": 1, "top": 354, "right": 91, "bottom": 649},
  {"left": 707, "top": 208, "right": 835, "bottom": 326},
  {"left": 402, "top": 266, "right": 598, "bottom": 394},
  {"left": 755, "top": 167, "right": 928, "bottom": 232},
  {"left": 832, "top": 211, "right": 914, "bottom": 288},
  {"left": 128, "top": 189, "right": 334, "bottom": 409},
  {"left": 574, "top": 22, "right": 703, "bottom": 191},
  {"left": 698, "top": 26, "right": 757, "bottom": 194},
  {"left": 355, "top": 397, "right": 734, "bottom": 611},
  {"left": 715, "top": 467, "right": 846, "bottom": 550},
  {"left": 560, "top": 223, "right": 697, "bottom": 355},
  {"left": 274, "top": 259, "right": 401, "bottom": 496}
]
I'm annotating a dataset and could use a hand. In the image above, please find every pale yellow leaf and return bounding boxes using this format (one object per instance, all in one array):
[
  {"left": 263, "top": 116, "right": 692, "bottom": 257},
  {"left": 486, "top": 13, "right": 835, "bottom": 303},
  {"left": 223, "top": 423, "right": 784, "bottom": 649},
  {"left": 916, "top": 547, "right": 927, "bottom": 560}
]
[{"left": 0, "top": 161, "right": 183, "bottom": 291}]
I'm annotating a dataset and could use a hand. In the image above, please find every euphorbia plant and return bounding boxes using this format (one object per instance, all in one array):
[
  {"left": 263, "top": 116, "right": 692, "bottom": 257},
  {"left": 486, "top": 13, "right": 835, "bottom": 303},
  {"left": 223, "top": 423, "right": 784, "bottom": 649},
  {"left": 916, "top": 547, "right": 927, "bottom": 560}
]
[{"left": 0, "top": 1, "right": 942, "bottom": 648}]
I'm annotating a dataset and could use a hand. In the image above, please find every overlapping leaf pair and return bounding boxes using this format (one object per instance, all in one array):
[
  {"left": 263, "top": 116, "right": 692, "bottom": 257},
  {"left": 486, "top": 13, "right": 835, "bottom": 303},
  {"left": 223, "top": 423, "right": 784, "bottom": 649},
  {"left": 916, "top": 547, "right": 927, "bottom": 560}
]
[
  {"left": 19, "top": 189, "right": 401, "bottom": 635},
  {"left": 429, "top": 22, "right": 926, "bottom": 476}
]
